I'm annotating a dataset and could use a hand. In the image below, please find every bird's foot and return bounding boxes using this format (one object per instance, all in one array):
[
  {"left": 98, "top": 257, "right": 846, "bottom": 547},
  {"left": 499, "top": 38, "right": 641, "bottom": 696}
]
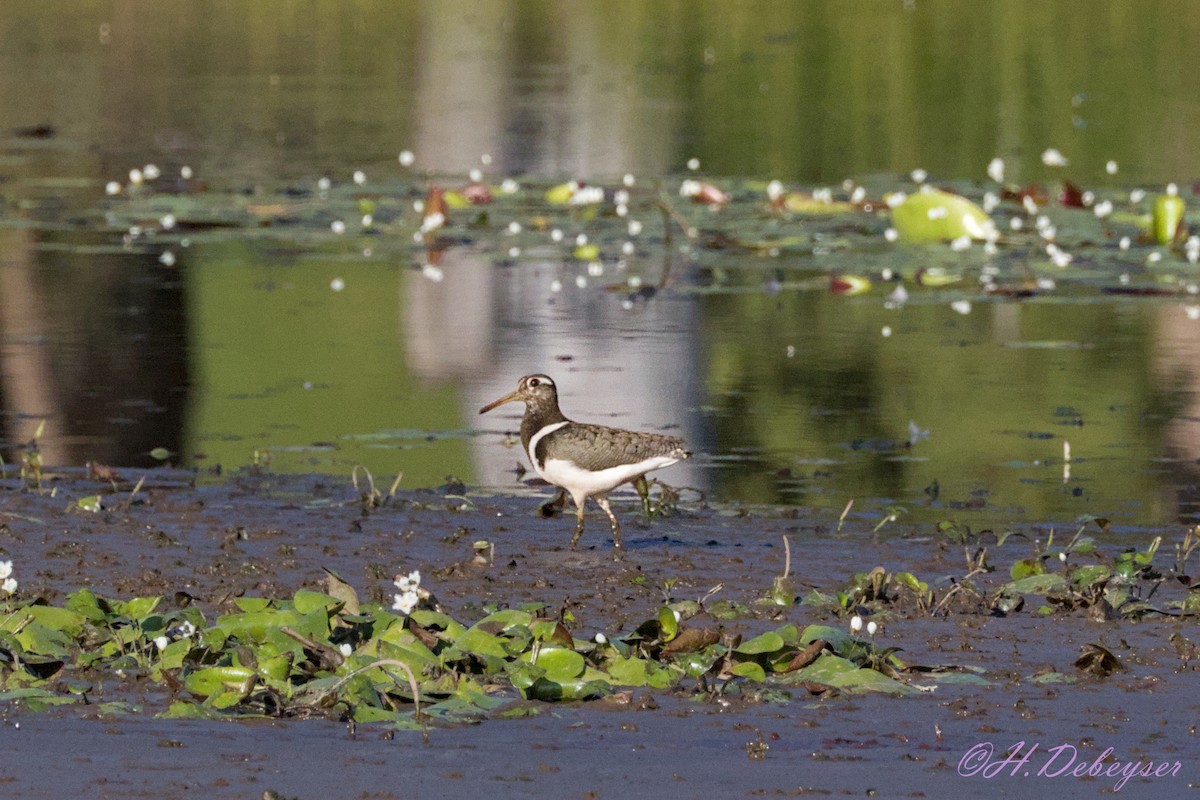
[{"left": 539, "top": 489, "right": 568, "bottom": 518}]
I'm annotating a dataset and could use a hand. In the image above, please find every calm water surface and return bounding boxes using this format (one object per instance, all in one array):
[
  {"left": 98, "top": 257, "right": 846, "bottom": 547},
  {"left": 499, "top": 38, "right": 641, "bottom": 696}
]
[{"left": 4, "top": 2, "right": 1200, "bottom": 532}]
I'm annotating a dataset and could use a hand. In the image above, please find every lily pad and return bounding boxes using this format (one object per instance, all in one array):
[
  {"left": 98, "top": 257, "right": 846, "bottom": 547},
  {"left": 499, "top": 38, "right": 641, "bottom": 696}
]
[
  {"left": 734, "top": 631, "right": 785, "bottom": 656},
  {"left": 184, "top": 666, "right": 255, "bottom": 698},
  {"left": 1004, "top": 573, "right": 1069, "bottom": 595},
  {"left": 784, "top": 653, "right": 915, "bottom": 695},
  {"left": 529, "top": 647, "right": 585, "bottom": 683}
]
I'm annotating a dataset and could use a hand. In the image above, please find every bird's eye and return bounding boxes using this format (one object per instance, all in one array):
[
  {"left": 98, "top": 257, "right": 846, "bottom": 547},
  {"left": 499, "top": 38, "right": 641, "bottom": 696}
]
[{"left": 529, "top": 378, "right": 540, "bottom": 387}]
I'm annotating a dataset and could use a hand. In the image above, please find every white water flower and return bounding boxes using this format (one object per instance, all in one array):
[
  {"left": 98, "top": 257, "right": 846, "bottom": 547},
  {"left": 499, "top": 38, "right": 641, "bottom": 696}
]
[
  {"left": 987, "top": 157, "right": 1004, "bottom": 183},
  {"left": 867, "top": 621, "right": 878, "bottom": 636},
  {"left": 569, "top": 186, "right": 604, "bottom": 205},
  {"left": 339, "top": 643, "right": 353, "bottom": 656},
  {"left": 0, "top": 560, "right": 12, "bottom": 580},
  {"left": 1, "top": 577, "right": 16, "bottom": 595},
  {"left": 419, "top": 212, "right": 444, "bottom": 234},
  {"left": 850, "top": 615, "right": 863, "bottom": 633},
  {"left": 1041, "top": 148, "right": 1068, "bottom": 167},
  {"left": 394, "top": 570, "right": 421, "bottom": 592},
  {"left": 154, "top": 635, "right": 170, "bottom": 651},
  {"left": 392, "top": 590, "right": 419, "bottom": 615}
]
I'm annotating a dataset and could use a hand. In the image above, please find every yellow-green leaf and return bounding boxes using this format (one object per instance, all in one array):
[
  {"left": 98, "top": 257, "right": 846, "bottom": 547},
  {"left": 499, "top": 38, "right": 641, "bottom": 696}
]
[{"left": 891, "top": 188, "right": 996, "bottom": 244}]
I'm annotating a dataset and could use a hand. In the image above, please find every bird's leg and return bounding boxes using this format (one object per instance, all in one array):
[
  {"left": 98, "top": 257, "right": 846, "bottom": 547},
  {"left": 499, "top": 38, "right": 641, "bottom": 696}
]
[
  {"left": 594, "top": 495, "right": 623, "bottom": 549},
  {"left": 570, "top": 498, "right": 586, "bottom": 549},
  {"left": 539, "top": 487, "right": 569, "bottom": 518},
  {"left": 632, "top": 475, "right": 652, "bottom": 517}
]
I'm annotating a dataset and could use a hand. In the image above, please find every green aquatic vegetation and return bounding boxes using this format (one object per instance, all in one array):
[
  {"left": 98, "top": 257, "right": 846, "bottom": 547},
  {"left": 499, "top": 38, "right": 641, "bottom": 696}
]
[{"left": 0, "top": 569, "right": 932, "bottom": 724}]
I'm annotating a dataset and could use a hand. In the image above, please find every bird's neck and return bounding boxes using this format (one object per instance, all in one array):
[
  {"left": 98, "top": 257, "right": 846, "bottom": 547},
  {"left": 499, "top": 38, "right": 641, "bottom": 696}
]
[{"left": 519, "top": 401, "right": 568, "bottom": 451}]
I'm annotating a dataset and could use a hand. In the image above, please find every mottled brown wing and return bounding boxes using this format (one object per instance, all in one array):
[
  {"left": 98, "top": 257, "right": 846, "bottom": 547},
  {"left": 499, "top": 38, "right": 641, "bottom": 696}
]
[{"left": 541, "top": 422, "right": 688, "bottom": 471}]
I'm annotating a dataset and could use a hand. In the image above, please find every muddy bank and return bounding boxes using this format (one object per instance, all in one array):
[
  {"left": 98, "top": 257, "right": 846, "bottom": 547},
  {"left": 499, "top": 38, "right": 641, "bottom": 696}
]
[{"left": 0, "top": 472, "right": 1197, "bottom": 798}]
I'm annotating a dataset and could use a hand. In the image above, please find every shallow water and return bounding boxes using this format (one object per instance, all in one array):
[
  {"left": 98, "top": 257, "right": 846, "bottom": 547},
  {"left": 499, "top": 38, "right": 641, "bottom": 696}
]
[
  {"left": 5, "top": 4, "right": 1200, "bottom": 539},
  {"left": 4, "top": 6, "right": 1200, "bottom": 795}
]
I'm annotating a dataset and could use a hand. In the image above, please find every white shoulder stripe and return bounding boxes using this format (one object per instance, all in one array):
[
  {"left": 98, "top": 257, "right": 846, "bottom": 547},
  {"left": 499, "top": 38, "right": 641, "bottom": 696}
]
[{"left": 527, "top": 421, "right": 569, "bottom": 471}]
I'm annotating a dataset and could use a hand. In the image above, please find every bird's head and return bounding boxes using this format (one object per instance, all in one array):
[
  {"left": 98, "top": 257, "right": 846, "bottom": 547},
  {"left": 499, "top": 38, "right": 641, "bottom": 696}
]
[{"left": 479, "top": 374, "right": 558, "bottom": 414}]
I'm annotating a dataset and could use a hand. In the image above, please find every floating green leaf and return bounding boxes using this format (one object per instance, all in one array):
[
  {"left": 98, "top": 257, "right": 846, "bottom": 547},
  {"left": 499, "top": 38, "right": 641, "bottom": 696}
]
[
  {"left": 785, "top": 653, "right": 914, "bottom": 694},
  {"left": 734, "top": 631, "right": 785, "bottom": 656},
  {"left": 729, "top": 661, "right": 767, "bottom": 682},
  {"left": 292, "top": 589, "right": 340, "bottom": 616},
  {"left": 530, "top": 647, "right": 585, "bottom": 683},
  {"left": 1010, "top": 557, "right": 1046, "bottom": 581},
  {"left": 1004, "top": 573, "right": 1068, "bottom": 595},
  {"left": 890, "top": 188, "right": 996, "bottom": 244},
  {"left": 184, "top": 666, "right": 255, "bottom": 698}
]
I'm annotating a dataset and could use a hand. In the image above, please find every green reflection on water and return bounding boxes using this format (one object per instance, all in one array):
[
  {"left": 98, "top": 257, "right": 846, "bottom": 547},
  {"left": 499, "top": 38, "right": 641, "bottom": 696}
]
[
  {"left": 701, "top": 292, "right": 1183, "bottom": 525},
  {"left": 186, "top": 246, "right": 472, "bottom": 483},
  {"left": 3, "top": 1, "right": 1200, "bottom": 183}
]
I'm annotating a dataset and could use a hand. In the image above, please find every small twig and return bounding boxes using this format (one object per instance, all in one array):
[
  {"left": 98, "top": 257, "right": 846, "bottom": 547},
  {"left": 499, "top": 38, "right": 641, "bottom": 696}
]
[
  {"left": 930, "top": 568, "right": 988, "bottom": 617},
  {"left": 781, "top": 535, "right": 792, "bottom": 579},
  {"left": 657, "top": 194, "right": 697, "bottom": 241},
  {"left": 351, "top": 464, "right": 376, "bottom": 497},
  {"left": 126, "top": 475, "right": 146, "bottom": 509},
  {"left": 280, "top": 625, "right": 324, "bottom": 653},
  {"left": 698, "top": 583, "right": 724, "bottom": 606},
  {"left": 388, "top": 471, "right": 404, "bottom": 498},
  {"left": 0, "top": 511, "right": 45, "bottom": 524},
  {"left": 836, "top": 499, "right": 854, "bottom": 534}
]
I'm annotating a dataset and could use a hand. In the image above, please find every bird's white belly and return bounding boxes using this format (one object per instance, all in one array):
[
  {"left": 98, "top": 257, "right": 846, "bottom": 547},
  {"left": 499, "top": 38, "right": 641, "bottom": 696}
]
[{"left": 539, "top": 455, "right": 681, "bottom": 498}]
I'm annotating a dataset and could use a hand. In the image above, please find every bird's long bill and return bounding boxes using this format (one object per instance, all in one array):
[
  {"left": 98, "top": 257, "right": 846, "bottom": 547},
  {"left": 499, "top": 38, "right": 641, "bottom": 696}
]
[{"left": 479, "top": 389, "right": 520, "bottom": 415}]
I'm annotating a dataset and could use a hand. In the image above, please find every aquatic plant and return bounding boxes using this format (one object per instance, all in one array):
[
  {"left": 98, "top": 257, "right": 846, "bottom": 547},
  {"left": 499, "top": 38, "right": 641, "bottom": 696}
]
[{"left": 0, "top": 567, "right": 922, "bottom": 724}]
